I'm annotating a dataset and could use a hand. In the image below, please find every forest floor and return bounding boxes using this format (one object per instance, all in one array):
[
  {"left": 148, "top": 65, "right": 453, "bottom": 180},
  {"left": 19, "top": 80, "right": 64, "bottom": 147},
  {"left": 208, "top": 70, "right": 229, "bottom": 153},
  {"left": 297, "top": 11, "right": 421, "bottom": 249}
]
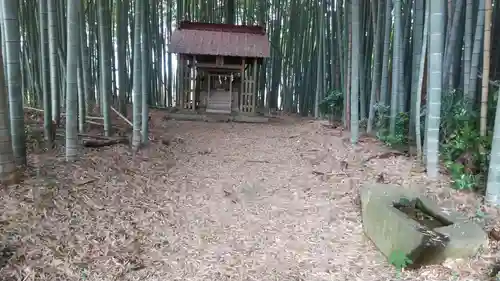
[{"left": 0, "top": 110, "right": 499, "bottom": 281}]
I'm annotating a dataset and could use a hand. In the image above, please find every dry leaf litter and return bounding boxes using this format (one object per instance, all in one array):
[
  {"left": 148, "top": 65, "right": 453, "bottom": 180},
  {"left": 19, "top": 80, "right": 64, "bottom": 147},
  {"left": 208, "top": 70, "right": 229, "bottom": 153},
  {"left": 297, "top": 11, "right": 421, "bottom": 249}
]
[{"left": 0, "top": 111, "right": 498, "bottom": 281}]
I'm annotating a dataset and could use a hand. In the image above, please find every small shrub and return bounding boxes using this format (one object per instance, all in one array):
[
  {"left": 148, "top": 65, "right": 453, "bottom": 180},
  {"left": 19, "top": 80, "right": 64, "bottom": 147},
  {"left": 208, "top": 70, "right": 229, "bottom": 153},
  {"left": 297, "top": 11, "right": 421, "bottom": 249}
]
[
  {"left": 373, "top": 102, "right": 390, "bottom": 130},
  {"left": 375, "top": 106, "right": 408, "bottom": 148},
  {"left": 319, "top": 89, "right": 343, "bottom": 121},
  {"left": 389, "top": 249, "right": 412, "bottom": 277},
  {"left": 439, "top": 89, "right": 495, "bottom": 191}
]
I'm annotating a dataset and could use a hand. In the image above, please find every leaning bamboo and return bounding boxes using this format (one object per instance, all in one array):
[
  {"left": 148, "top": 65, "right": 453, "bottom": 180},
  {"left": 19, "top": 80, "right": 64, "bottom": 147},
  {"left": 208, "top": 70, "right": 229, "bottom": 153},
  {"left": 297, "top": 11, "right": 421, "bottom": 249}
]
[
  {"left": 111, "top": 106, "right": 132, "bottom": 127},
  {"left": 24, "top": 106, "right": 103, "bottom": 120}
]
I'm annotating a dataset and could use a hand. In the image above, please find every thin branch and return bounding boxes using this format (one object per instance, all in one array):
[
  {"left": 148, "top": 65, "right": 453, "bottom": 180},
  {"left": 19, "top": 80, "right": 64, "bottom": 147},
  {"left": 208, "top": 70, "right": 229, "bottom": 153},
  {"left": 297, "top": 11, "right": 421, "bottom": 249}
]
[
  {"left": 24, "top": 107, "right": 103, "bottom": 120},
  {"left": 110, "top": 106, "right": 132, "bottom": 127}
]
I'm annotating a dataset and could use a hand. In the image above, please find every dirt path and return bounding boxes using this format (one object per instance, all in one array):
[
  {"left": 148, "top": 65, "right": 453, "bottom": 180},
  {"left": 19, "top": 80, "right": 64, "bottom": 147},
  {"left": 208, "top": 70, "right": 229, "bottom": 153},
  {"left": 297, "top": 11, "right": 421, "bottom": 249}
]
[
  {"left": 0, "top": 115, "right": 494, "bottom": 281},
  {"left": 154, "top": 119, "right": 394, "bottom": 280}
]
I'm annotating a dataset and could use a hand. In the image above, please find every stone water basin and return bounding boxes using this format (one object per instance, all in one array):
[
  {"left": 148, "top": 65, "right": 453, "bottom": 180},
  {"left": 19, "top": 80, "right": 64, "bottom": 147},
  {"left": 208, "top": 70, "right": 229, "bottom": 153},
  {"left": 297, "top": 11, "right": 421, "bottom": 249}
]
[{"left": 360, "top": 183, "right": 488, "bottom": 267}]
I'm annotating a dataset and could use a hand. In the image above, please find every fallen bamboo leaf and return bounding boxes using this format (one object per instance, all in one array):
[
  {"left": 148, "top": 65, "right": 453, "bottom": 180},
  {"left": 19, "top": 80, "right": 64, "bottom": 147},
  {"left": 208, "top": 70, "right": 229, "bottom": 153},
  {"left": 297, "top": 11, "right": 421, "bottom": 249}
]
[{"left": 75, "top": 178, "right": 97, "bottom": 186}]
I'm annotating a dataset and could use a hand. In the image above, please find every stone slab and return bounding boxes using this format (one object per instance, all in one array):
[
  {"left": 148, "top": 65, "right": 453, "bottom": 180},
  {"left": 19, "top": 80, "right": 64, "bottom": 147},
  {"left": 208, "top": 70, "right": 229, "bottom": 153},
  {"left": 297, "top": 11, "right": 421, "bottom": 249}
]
[
  {"left": 360, "top": 184, "right": 431, "bottom": 262},
  {"left": 360, "top": 183, "right": 487, "bottom": 267},
  {"left": 435, "top": 221, "right": 488, "bottom": 260},
  {"left": 233, "top": 114, "right": 269, "bottom": 123},
  {"left": 166, "top": 112, "right": 269, "bottom": 123}
]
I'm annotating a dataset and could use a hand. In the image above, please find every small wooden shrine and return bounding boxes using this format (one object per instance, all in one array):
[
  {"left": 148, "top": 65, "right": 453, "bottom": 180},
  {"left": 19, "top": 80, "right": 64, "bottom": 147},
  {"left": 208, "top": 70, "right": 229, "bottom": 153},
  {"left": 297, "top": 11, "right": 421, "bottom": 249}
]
[{"left": 168, "top": 21, "right": 270, "bottom": 115}]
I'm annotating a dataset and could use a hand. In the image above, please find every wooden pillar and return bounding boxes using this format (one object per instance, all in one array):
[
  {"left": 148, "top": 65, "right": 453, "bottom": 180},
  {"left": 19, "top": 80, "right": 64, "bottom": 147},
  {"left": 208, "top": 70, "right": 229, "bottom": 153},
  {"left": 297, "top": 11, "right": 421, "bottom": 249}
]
[
  {"left": 207, "top": 73, "right": 211, "bottom": 109},
  {"left": 252, "top": 58, "right": 257, "bottom": 113},
  {"left": 229, "top": 74, "right": 233, "bottom": 113},
  {"left": 183, "top": 56, "right": 194, "bottom": 111},
  {"left": 185, "top": 57, "right": 190, "bottom": 110},
  {"left": 189, "top": 62, "right": 195, "bottom": 111},
  {"left": 193, "top": 56, "right": 198, "bottom": 110},
  {"left": 178, "top": 54, "right": 185, "bottom": 110},
  {"left": 239, "top": 59, "right": 245, "bottom": 112},
  {"left": 194, "top": 68, "right": 200, "bottom": 108},
  {"left": 175, "top": 54, "right": 180, "bottom": 107}
]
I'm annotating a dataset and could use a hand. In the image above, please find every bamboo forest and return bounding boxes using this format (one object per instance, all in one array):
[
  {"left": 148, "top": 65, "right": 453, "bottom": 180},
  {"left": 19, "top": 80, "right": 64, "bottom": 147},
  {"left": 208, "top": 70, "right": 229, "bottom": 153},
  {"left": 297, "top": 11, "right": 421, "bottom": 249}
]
[{"left": 2, "top": 0, "right": 500, "bottom": 280}]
